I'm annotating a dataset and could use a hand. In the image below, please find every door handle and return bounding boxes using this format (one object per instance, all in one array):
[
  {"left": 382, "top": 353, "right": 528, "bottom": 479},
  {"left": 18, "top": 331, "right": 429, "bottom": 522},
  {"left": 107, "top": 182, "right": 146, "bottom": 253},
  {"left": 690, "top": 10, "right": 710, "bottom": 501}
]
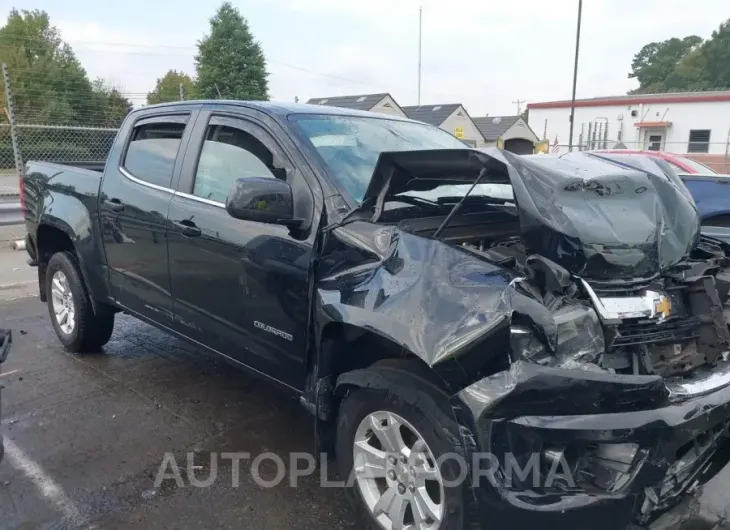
[
  {"left": 104, "top": 199, "right": 124, "bottom": 212},
  {"left": 174, "top": 220, "right": 201, "bottom": 238}
]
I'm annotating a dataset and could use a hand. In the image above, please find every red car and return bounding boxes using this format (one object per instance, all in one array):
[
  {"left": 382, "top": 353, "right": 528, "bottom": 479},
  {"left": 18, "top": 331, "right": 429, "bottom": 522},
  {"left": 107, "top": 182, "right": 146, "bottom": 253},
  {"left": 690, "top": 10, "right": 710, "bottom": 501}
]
[{"left": 593, "top": 149, "right": 717, "bottom": 174}]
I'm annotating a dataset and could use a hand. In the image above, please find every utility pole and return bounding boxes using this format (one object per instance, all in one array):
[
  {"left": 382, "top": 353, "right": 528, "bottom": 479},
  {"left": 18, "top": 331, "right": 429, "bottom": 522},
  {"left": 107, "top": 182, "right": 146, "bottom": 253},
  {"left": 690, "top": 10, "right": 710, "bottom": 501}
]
[
  {"left": 179, "top": 83, "right": 184, "bottom": 101},
  {"left": 512, "top": 99, "right": 525, "bottom": 114},
  {"left": 417, "top": 5, "right": 422, "bottom": 105},
  {"left": 568, "top": 0, "right": 583, "bottom": 152}
]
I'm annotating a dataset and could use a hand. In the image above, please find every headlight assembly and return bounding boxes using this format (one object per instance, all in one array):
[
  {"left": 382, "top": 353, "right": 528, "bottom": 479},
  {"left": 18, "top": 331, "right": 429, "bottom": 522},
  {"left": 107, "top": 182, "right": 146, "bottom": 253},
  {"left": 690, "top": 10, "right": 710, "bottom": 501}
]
[
  {"left": 553, "top": 304, "right": 605, "bottom": 365},
  {"left": 510, "top": 304, "right": 605, "bottom": 368},
  {"left": 510, "top": 326, "right": 551, "bottom": 365}
]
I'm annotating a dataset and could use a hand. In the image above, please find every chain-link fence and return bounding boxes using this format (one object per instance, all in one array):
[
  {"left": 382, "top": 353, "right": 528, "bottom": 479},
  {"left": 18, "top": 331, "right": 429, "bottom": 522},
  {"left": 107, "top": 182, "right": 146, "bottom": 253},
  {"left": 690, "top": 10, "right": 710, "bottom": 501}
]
[
  {"left": 15, "top": 123, "right": 118, "bottom": 168},
  {"left": 2, "top": 61, "right": 123, "bottom": 206},
  {"left": 0, "top": 123, "right": 119, "bottom": 201},
  {"left": 0, "top": 125, "right": 19, "bottom": 202}
]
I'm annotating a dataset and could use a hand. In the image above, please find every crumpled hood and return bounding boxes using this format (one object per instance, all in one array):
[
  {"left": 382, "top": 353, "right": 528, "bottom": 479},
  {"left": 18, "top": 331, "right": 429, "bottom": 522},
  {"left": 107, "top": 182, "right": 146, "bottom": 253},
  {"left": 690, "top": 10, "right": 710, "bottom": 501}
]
[{"left": 362, "top": 148, "right": 700, "bottom": 280}]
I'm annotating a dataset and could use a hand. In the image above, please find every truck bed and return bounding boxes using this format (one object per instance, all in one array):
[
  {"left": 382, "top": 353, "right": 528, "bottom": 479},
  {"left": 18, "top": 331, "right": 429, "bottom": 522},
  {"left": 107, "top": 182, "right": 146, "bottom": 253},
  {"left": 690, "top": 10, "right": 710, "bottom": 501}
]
[{"left": 23, "top": 160, "right": 104, "bottom": 226}]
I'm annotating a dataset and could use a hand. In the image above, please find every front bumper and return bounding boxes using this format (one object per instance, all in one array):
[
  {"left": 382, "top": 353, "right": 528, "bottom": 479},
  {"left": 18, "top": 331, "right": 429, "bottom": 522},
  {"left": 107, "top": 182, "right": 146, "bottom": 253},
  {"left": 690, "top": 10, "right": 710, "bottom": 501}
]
[{"left": 455, "top": 362, "right": 730, "bottom": 529}]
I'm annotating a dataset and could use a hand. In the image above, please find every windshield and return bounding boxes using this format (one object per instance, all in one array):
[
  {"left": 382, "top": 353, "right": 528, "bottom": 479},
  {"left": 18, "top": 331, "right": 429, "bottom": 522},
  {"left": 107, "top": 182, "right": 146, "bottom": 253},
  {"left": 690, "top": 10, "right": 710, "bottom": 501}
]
[{"left": 291, "top": 114, "right": 467, "bottom": 202}]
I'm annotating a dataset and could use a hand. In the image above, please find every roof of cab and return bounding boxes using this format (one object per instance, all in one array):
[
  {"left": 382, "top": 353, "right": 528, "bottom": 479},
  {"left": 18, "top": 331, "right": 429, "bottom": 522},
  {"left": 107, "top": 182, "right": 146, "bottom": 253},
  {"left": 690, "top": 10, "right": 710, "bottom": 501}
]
[{"left": 138, "top": 100, "right": 416, "bottom": 121}]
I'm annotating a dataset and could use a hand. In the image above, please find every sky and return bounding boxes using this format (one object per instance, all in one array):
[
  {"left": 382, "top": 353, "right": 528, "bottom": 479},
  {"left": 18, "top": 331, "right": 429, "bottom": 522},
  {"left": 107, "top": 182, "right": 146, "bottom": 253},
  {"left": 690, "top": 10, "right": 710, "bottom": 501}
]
[{"left": 2, "top": 0, "right": 728, "bottom": 115}]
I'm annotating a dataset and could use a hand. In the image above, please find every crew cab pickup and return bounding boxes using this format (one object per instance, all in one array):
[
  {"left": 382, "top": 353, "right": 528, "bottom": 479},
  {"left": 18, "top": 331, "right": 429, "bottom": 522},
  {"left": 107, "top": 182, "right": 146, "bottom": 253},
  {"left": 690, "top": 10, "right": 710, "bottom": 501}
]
[{"left": 22, "top": 101, "right": 730, "bottom": 530}]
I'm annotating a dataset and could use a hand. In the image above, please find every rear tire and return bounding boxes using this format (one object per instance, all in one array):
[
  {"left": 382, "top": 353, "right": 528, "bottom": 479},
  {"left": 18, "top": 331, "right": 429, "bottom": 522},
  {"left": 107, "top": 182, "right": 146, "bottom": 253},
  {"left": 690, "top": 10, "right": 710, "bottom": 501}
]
[
  {"left": 336, "top": 379, "right": 467, "bottom": 530},
  {"left": 45, "top": 252, "right": 115, "bottom": 353}
]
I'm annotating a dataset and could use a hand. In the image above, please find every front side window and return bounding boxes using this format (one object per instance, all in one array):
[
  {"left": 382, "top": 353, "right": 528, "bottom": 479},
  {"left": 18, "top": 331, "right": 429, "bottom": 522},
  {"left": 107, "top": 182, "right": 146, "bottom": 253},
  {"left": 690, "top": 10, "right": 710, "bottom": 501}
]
[
  {"left": 291, "top": 114, "right": 466, "bottom": 202},
  {"left": 124, "top": 122, "right": 185, "bottom": 188},
  {"left": 193, "top": 124, "right": 276, "bottom": 203}
]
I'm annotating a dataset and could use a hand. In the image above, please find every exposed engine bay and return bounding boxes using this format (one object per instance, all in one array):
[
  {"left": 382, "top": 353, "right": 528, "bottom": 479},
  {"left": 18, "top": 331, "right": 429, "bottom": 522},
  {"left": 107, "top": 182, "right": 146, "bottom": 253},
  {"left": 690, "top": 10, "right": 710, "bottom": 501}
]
[
  {"left": 369, "top": 147, "right": 730, "bottom": 386},
  {"left": 465, "top": 233, "right": 730, "bottom": 378},
  {"left": 403, "top": 213, "right": 730, "bottom": 382}
]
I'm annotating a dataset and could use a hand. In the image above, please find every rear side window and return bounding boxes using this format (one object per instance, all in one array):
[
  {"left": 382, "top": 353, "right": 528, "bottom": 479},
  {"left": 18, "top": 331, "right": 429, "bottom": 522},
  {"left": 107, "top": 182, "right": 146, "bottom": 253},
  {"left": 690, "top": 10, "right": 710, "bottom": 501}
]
[{"left": 124, "top": 121, "right": 186, "bottom": 188}]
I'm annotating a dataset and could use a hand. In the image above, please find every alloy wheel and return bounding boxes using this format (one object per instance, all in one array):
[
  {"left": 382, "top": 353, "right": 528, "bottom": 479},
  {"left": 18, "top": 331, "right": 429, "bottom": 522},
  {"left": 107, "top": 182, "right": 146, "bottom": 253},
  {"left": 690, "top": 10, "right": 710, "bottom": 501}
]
[
  {"left": 353, "top": 411, "right": 445, "bottom": 530},
  {"left": 51, "top": 271, "right": 76, "bottom": 335}
]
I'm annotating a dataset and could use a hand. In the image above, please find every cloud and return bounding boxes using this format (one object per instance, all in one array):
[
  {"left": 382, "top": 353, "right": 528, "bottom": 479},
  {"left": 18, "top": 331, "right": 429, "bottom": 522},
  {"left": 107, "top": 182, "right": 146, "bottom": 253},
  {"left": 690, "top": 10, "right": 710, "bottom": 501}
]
[
  {"left": 55, "top": 20, "right": 196, "bottom": 105},
  {"left": 4, "top": 0, "right": 727, "bottom": 114}
]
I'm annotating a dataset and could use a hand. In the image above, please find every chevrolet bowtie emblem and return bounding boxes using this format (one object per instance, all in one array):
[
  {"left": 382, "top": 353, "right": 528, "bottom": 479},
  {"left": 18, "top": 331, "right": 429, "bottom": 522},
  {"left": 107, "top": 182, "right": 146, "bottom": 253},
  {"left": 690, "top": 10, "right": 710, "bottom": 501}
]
[{"left": 654, "top": 296, "right": 672, "bottom": 320}]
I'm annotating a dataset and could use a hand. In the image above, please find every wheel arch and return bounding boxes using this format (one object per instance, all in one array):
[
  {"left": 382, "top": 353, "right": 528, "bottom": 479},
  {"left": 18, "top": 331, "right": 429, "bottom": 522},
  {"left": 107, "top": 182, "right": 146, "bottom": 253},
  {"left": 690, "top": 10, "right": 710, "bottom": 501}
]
[
  {"left": 35, "top": 222, "right": 78, "bottom": 301},
  {"left": 311, "top": 322, "right": 454, "bottom": 458},
  {"left": 316, "top": 322, "right": 450, "bottom": 396},
  {"left": 35, "top": 220, "right": 112, "bottom": 314}
]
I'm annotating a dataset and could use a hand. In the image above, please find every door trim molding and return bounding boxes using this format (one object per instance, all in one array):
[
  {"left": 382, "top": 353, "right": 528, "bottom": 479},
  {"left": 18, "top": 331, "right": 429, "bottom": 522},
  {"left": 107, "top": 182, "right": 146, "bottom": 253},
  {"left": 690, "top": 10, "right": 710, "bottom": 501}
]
[
  {"left": 119, "top": 166, "right": 175, "bottom": 195},
  {"left": 174, "top": 191, "right": 225, "bottom": 209}
]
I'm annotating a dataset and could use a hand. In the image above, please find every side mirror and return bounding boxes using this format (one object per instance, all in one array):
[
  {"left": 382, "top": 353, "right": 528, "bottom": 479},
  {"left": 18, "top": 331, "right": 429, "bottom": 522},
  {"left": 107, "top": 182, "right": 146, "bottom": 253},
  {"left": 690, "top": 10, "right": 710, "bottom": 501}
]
[{"left": 225, "top": 177, "right": 302, "bottom": 228}]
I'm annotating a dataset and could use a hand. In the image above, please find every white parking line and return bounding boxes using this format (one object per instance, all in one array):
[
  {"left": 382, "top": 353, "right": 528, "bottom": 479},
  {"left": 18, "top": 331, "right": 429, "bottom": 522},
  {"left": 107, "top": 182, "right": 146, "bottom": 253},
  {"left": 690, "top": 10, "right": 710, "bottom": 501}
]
[
  {"left": 0, "top": 280, "right": 36, "bottom": 289},
  {"left": 0, "top": 369, "right": 19, "bottom": 378},
  {"left": 3, "top": 437, "right": 86, "bottom": 525}
]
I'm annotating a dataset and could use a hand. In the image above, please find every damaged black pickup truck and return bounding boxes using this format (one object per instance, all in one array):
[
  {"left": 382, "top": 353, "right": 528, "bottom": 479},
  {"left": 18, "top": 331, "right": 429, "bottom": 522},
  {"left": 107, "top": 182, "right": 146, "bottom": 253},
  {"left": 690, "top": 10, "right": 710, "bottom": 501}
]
[{"left": 21, "top": 101, "right": 730, "bottom": 529}]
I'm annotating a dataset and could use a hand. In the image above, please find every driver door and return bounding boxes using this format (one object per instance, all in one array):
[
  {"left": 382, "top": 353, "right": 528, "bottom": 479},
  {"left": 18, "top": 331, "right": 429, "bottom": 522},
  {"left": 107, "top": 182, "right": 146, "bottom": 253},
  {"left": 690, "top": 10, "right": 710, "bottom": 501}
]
[{"left": 167, "top": 112, "right": 314, "bottom": 389}]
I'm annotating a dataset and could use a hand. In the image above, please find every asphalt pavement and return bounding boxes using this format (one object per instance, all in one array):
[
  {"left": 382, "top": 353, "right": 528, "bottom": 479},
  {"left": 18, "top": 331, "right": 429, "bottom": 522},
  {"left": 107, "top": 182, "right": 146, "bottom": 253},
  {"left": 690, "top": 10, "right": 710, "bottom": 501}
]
[
  {"left": 0, "top": 274, "right": 729, "bottom": 529},
  {"left": 0, "top": 294, "right": 357, "bottom": 529}
]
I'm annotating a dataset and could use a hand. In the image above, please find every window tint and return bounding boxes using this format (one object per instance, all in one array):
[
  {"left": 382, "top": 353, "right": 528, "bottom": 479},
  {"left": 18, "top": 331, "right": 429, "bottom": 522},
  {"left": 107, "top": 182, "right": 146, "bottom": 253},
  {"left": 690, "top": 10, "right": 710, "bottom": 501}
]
[
  {"left": 124, "top": 122, "right": 185, "bottom": 188},
  {"left": 193, "top": 125, "right": 276, "bottom": 203}
]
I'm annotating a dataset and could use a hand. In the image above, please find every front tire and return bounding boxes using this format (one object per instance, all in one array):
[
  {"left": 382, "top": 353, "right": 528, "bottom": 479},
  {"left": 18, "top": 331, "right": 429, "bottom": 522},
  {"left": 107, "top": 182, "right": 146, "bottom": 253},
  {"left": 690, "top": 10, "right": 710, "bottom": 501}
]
[
  {"left": 45, "top": 252, "right": 115, "bottom": 353},
  {"left": 336, "top": 382, "right": 467, "bottom": 530}
]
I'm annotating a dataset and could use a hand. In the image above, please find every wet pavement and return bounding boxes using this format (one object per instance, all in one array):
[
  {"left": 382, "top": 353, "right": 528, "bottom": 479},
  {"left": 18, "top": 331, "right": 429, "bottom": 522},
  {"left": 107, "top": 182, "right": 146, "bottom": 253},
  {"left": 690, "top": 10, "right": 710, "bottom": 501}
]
[
  {"left": 0, "top": 297, "right": 356, "bottom": 529},
  {"left": 0, "top": 296, "right": 729, "bottom": 529}
]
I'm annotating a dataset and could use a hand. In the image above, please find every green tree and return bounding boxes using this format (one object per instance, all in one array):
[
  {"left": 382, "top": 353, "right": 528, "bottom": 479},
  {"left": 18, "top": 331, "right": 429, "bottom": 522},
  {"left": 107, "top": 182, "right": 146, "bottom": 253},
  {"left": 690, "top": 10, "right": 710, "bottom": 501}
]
[
  {"left": 628, "top": 35, "right": 703, "bottom": 93},
  {"left": 663, "top": 47, "right": 709, "bottom": 92},
  {"left": 90, "top": 78, "right": 133, "bottom": 126},
  {"left": 698, "top": 19, "right": 730, "bottom": 89},
  {"left": 0, "top": 9, "right": 131, "bottom": 126},
  {"left": 0, "top": 9, "right": 93, "bottom": 124},
  {"left": 147, "top": 70, "right": 198, "bottom": 104},
  {"left": 195, "top": 2, "right": 269, "bottom": 100}
]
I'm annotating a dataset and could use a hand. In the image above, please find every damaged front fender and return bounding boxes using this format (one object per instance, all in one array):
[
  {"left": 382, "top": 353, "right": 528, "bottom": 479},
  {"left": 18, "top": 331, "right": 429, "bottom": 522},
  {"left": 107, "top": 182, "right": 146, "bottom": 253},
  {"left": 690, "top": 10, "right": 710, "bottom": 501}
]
[{"left": 315, "top": 221, "right": 558, "bottom": 390}]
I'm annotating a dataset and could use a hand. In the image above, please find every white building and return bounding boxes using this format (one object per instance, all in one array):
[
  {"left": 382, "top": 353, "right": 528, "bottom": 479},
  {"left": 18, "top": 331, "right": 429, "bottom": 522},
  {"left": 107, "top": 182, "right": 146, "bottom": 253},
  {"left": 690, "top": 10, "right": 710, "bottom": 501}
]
[{"left": 527, "top": 92, "right": 730, "bottom": 167}]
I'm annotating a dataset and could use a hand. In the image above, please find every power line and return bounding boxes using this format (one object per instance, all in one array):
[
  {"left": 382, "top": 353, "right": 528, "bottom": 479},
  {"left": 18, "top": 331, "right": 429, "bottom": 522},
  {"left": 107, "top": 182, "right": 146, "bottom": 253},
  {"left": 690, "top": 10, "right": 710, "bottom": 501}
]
[
  {"left": 1, "top": 35, "right": 487, "bottom": 105},
  {"left": 0, "top": 34, "right": 198, "bottom": 51}
]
